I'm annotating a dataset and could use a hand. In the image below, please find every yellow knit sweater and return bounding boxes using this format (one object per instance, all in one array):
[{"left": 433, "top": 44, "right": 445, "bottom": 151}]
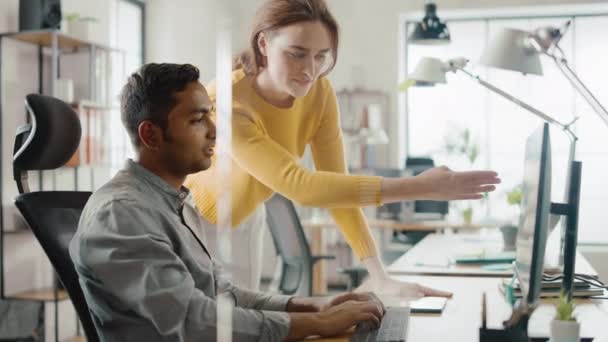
[{"left": 185, "top": 69, "right": 383, "bottom": 258}]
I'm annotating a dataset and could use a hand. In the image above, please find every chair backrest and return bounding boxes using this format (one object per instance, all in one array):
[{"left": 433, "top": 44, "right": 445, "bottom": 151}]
[
  {"left": 265, "top": 194, "right": 314, "bottom": 296},
  {"left": 14, "top": 192, "right": 96, "bottom": 342},
  {"left": 12, "top": 94, "right": 99, "bottom": 342}
]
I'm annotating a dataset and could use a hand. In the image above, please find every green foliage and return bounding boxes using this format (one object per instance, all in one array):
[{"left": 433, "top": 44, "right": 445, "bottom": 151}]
[
  {"left": 444, "top": 127, "right": 480, "bottom": 165},
  {"left": 462, "top": 207, "right": 473, "bottom": 223},
  {"left": 507, "top": 184, "right": 522, "bottom": 207},
  {"left": 64, "top": 13, "right": 98, "bottom": 23},
  {"left": 555, "top": 291, "right": 577, "bottom": 322}
]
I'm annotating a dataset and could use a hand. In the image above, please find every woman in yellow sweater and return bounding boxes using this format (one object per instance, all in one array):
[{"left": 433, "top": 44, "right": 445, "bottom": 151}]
[{"left": 185, "top": 0, "right": 500, "bottom": 296}]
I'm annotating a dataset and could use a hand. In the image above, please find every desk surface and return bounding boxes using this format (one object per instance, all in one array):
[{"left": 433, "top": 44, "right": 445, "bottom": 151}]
[
  {"left": 308, "top": 275, "right": 608, "bottom": 342},
  {"left": 387, "top": 232, "right": 598, "bottom": 278},
  {"left": 303, "top": 219, "right": 483, "bottom": 232}
]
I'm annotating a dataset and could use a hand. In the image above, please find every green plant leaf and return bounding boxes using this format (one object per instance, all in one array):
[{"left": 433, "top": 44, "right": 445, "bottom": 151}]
[
  {"left": 469, "top": 144, "right": 479, "bottom": 164},
  {"left": 555, "top": 291, "right": 577, "bottom": 321},
  {"left": 507, "top": 184, "right": 523, "bottom": 206},
  {"left": 65, "top": 13, "right": 80, "bottom": 22}
]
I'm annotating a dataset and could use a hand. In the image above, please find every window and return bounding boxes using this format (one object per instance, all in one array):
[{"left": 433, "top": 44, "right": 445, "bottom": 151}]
[
  {"left": 402, "top": 7, "right": 608, "bottom": 243},
  {"left": 110, "top": 0, "right": 146, "bottom": 168}
]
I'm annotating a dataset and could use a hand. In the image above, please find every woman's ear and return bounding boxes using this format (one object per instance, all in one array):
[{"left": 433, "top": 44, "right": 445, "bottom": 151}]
[{"left": 257, "top": 32, "right": 268, "bottom": 56}]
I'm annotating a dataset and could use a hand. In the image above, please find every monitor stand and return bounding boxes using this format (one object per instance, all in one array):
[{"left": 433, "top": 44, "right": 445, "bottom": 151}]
[{"left": 549, "top": 161, "right": 582, "bottom": 301}]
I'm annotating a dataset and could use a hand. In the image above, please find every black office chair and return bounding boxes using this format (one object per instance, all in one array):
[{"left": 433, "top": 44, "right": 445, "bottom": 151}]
[
  {"left": 12, "top": 94, "right": 98, "bottom": 342},
  {"left": 265, "top": 194, "right": 338, "bottom": 296}
]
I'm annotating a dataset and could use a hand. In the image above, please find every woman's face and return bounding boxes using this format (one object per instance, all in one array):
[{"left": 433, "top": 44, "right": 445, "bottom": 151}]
[{"left": 259, "top": 20, "right": 334, "bottom": 98}]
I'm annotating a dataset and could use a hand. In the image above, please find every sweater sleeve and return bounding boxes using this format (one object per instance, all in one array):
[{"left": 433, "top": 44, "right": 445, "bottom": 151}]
[
  {"left": 308, "top": 81, "right": 380, "bottom": 259},
  {"left": 228, "top": 99, "right": 383, "bottom": 209}
]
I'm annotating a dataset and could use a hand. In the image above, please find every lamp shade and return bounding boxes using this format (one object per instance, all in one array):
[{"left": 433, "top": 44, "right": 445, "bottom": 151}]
[
  {"left": 479, "top": 28, "right": 543, "bottom": 76},
  {"left": 408, "top": 57, "right": 447, "bottom": 85},
  {"left": 409, "top": 3, "right": 451, "bottom": 45}
]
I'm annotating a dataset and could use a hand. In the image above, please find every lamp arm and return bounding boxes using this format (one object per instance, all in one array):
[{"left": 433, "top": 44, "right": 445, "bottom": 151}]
[
  {"left": 548, "top": 54, "right": 608, "bottom": 128},
  {"left": 459, "top": 69, "right": 570, "bottom": 128},
  {"left": 459, "top": 68, "right": 578, "bottom": 251}
]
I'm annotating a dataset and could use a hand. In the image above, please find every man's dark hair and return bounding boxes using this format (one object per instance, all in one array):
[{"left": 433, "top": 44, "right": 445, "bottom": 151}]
[{"left": 120, "top": 63, "right": 200, "bottom": 147}]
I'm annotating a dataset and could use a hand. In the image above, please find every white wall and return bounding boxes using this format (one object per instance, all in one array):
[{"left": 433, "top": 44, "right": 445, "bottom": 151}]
[{"left": 146, "top": 0, "right": 246, "bottom": 83}]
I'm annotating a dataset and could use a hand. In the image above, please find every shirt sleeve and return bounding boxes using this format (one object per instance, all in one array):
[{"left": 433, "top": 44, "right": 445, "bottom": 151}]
[
  {"left": 72, "top": 200, "right": 290, "bottom": 342},
  {"left": 309, "top": 82, "right": 380, "bottom": 259},
  {"left": 213, "top": 260, "right": 293, "bottom": 311}
]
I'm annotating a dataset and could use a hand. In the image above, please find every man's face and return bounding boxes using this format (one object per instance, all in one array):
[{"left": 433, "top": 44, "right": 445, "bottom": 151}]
[{"left": 159, "top": 81, "right": 216, "bottom": 176}]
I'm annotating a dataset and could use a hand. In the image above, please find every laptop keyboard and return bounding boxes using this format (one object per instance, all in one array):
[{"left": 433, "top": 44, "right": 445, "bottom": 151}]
[{"left": 352, "top": 306, "right": 410, "bottom": 342}]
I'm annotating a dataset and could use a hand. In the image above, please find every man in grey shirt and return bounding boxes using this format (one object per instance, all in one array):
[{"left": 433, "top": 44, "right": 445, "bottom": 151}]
[{"left": 70, "top": 63, "right": 384, "bottom": 341}]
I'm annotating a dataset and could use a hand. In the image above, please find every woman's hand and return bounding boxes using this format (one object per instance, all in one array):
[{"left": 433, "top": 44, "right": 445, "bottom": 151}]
[
  {"left": 415, "top": 166, "right": 500, "bottom": 200},
  {"left": 370, "top": 275, "right": 453, "bottom": 299},
  {"left": 381, "top": 166, "right": 500, "bottom": 203}
]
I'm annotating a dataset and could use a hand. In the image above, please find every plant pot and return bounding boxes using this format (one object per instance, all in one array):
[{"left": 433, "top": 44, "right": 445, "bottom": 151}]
[
  {"left": 550, "top": 319, "right": 580, "bottom": 342},
  {"left": 68, "top": 20, "right": 94, "bottom": 41},
  {"left": 500, "top": 225, "right": 518, "bottom": 251}
]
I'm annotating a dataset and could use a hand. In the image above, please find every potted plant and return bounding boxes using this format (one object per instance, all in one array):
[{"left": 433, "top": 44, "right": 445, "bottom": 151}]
[
  {"left": 500, "top": 184, "right": 522, "bottom": 251},
  {"left": 550, "top": 291, "right": 580, "bottom": 342},
  {"left": 63, "top": 13, "right": 98, "bottom": 40}
]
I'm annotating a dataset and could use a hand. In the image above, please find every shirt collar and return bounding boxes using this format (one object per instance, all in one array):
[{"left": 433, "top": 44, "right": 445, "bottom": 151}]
[{"left": 124, "top": 159, "right": 191, "bottom": 212}]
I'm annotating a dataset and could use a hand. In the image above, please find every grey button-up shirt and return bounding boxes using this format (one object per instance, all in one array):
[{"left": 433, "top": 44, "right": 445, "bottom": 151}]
[{"left": 70, "top": 160, "right": 292, "bottom": 341}]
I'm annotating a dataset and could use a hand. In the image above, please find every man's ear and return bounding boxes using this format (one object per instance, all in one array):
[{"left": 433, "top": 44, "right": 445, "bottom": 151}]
[{"left": 138, "top": 121, "right": 162, "bottom": 150}]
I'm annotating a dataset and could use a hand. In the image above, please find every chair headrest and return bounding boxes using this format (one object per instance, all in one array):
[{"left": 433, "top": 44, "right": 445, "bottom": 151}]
[{"left": 14, "top": 94, "right": 82, "bottom": 170}]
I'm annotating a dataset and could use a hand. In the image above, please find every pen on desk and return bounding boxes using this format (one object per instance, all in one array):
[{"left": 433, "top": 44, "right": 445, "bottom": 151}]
[
  {"left": 482, "top": 292, "right": 487, "bottom": 330},
  {"left": 414, "top": 261, "right": 450, "bottom": 268}
]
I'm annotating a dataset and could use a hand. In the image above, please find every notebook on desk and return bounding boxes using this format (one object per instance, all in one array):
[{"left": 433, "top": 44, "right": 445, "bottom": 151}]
[
  {"left": 379, "top": 295, "right": 448, "bottom": 314},
  {"left": 500, "top": 278, "right": 605, "bottom": 298},
  {"left": 453, "top": 251, "right": 516, "bottom": 264}
]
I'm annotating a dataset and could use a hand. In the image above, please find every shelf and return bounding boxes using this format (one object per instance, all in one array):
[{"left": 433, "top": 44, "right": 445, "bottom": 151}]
[
  {"left": 9, "top": 287, "right": 69, "bottom": 302},
  {"left": 0, "top": 29, "right": 123, "bottom": 53}
]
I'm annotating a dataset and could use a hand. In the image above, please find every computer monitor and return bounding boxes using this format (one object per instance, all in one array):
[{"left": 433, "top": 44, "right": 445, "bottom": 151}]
[{"left": 514, "top": 123, "right": 552, "bottom": 308}]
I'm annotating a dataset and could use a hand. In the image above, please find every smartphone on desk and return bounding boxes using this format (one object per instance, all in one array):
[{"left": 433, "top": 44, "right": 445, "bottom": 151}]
[
  {"left": 381, "top": 295, "right": 448, "bottom": 314},
  {"left": 409, "top": 296, "right": 448, "bottom": 314}
]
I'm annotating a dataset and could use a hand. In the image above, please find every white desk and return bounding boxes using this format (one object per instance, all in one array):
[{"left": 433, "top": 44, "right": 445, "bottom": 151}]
[
  {"left": 304, "top": 230, "right": 606, "bottom": 342},
  {"left": 307, "top": 275, "right": 608, "bottom": 342},
  {"left": 303, "top": 219, "right": 482, "bottom": 294},
  {"left": 387, "top": 232, "right": 597, "bottom": 278}
]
